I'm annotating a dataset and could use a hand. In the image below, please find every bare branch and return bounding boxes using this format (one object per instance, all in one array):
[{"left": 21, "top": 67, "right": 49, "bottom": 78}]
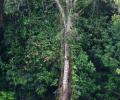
[
  {"left": 73, "top": 0, "right": 77, "bottom": 6},
  {"left": 54, "top": 0, "right": 65, "bottom": 21}
]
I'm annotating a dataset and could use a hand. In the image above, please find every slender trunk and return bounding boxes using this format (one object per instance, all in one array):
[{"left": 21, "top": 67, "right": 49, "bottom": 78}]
[
  {"left": 61, "top": 0, "right": 72, "bottom": 99},
  {"left": 54, "top": 0, "right": 73, "bottom": 100},
  {"left": 62, "top": 15, "right": 72, "bottom": 100}
]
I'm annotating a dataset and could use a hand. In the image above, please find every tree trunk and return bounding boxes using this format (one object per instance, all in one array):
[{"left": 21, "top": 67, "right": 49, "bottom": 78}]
[
  {"left": 54, "top": 0, "right": 73, "bottom": 100},
  {"left": 62, "top": 15, "right": 72, "bottom": 100}
]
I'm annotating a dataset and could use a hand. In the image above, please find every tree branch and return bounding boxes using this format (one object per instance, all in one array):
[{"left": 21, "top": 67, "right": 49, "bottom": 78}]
[{"left": 54, "top": 0, "right": 65, "bottom": 21}]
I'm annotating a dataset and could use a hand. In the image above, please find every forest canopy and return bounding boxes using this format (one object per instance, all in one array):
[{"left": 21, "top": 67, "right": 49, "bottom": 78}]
[{"left": 0, "top": 0, "right": 120, "bottom": 100}]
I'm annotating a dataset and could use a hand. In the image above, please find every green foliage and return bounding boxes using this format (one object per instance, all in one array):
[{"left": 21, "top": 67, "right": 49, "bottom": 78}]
[
  {"left": 0, "top": 0, "right": 120, "bottom": 100},
  {"left": 1, "top": 0, "right": 60, "bottom": 99},
  {"left": 4, "top": 0, "right": 25, "bottom": 14},
  {"left": 0, "top": 91, "right": 14, "bottom": 100},
  {"left": 72, "top": 50, "right": 96, "bottom": 100}
]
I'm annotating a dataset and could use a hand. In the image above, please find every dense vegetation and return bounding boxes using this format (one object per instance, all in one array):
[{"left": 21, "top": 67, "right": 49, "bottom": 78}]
[{"left": 0, "top": 0, "right": 120, "bottom": 100}]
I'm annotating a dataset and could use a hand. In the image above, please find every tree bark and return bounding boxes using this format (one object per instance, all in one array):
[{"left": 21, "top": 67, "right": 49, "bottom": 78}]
[
  {"left": 62, "top": 15, "right": 72, "bottom": 100},
  {"left": 54, "top": 0, "right": 73, "bottom": 100}
]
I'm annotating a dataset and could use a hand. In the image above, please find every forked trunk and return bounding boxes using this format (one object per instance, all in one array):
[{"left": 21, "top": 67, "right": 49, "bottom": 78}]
[{"left": 54, "top": 0, "right": 73, "bottom": 100}]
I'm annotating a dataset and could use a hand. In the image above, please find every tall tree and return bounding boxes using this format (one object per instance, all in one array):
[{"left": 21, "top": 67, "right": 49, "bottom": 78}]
[
  {"left": 54, "top": 0, "right": 93, "bottom": 100},
  {"left": 54, "top": 0, "right": 72, "bottom": 99}
]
